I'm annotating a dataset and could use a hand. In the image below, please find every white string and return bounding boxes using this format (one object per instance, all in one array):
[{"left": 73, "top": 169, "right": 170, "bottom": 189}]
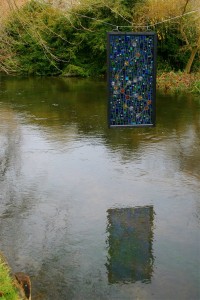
[
  {"left": 71, "top": 12, "right": 116, "bottom": 27},
  {"left": 149, "top": 9, "right": 200, "bottom": 27},
  {"left": 69, "top": 8, "right": 200, "bottom": 30}
]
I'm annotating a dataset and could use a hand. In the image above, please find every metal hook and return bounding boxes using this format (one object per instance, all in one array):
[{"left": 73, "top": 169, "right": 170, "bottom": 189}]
[
  {"left": 146, "top": 25, "right": 151, "bottom": 31},
  {"left": 113, "top": 26, "right": 120, "bottom": 32}
]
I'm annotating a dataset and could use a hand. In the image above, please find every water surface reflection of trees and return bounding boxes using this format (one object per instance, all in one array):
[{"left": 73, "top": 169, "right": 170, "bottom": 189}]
[
  {"left": 0, "top": 76, "right": 200, "bottom": 298},
  {"left": 1, "top": 76, "right": 200, "bottom": 175}
]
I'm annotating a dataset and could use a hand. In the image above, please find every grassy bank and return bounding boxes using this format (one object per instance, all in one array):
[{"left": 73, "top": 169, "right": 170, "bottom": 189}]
[
  {"left": 0, "top": 255, "right": 20, "bottom": 300},
  {"left": 157, "top": 71, "right": 200, "bottom": 94}
]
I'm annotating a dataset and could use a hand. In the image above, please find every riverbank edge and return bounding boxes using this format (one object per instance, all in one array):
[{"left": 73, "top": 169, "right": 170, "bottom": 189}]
[
  {"left": 156, "top": 71, "right": 200, "bottom": 94},
  {"left": 0, "top": 252, "right": 31, "bottom": 300},
  {"left": 0, "top": 70, "right": 199, "bottom": 95}
]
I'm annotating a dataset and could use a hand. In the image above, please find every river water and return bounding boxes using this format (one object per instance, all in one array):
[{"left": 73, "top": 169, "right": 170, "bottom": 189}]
[{"left": 0, "top": 76, "right": 199, "bottom": 300}]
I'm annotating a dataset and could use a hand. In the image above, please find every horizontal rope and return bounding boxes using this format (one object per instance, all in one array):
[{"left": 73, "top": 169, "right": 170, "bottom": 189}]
[{"left": 69, "top": 8, "right": 200, "bottom": 30}]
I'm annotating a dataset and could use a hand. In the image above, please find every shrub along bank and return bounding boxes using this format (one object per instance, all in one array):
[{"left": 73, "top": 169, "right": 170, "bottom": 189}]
[
  {"left": 0, "top": 0, "right": 199, "bottom": 94},
  {"left": 157, "top": 71, "right": 200, "bottom": 94},
  {"left": 1, "top": 0, "right": 132, "bottom": 76}
]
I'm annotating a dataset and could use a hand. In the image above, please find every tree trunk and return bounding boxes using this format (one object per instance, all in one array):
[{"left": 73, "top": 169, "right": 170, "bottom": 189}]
[
  {"left": 185, "top": 46, "right": 198, "bottom": 73},
  {"left": 185, "top": 35, "right": 200, "bottom": 74}
]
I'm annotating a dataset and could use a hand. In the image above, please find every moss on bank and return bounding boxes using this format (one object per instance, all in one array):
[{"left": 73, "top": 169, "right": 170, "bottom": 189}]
[{"left": 0, "top": 254, "right": 20, "bottom": 300}]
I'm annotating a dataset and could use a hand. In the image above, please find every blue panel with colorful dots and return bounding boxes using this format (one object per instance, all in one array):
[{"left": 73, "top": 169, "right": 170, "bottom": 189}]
[{"left": 107, "top": 32, "right": 157, "bottom": 127}]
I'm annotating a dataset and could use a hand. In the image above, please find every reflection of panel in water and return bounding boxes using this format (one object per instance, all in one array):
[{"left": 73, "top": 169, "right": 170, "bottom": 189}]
[{"left": 106, "top": 206, "right": 154, "bottom": 284}]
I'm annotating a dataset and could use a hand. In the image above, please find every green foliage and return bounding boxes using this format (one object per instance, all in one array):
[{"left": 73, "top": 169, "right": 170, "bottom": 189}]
[
  {"left": 1, "top": 0, "right": 199, "bottom": 76},
  {"left": 62, "top": 64, "right": 89, "bottom": 77},
  {"left": 156, "top": 25, "right": 195, "bottom": 72},
  {"left": 191, "top": 75, "right": 200, "bottom": 94},
  {"left": 4, "top": 1, "right": 71, "bottom": 75},
  {"left": 2, "top": 0, "right": 136, "bottom": 76},
  {"left": 0, "top": 257, "right": 19, "bottom": 300}
]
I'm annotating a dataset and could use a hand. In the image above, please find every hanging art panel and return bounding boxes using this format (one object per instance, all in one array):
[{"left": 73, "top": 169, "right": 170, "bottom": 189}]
[{"left": 107, "top": 32, "right": 157, "bottom": 127}]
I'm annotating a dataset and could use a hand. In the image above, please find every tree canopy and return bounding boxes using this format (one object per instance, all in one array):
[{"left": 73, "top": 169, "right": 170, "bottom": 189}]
[{"left": 0, "top": 0, "right": 199, "bottom": 75}]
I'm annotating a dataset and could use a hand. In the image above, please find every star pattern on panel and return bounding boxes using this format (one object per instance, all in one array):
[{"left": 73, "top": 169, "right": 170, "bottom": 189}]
[{"left": 108, "top": 33, "right": 156, "bottom": 127}]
